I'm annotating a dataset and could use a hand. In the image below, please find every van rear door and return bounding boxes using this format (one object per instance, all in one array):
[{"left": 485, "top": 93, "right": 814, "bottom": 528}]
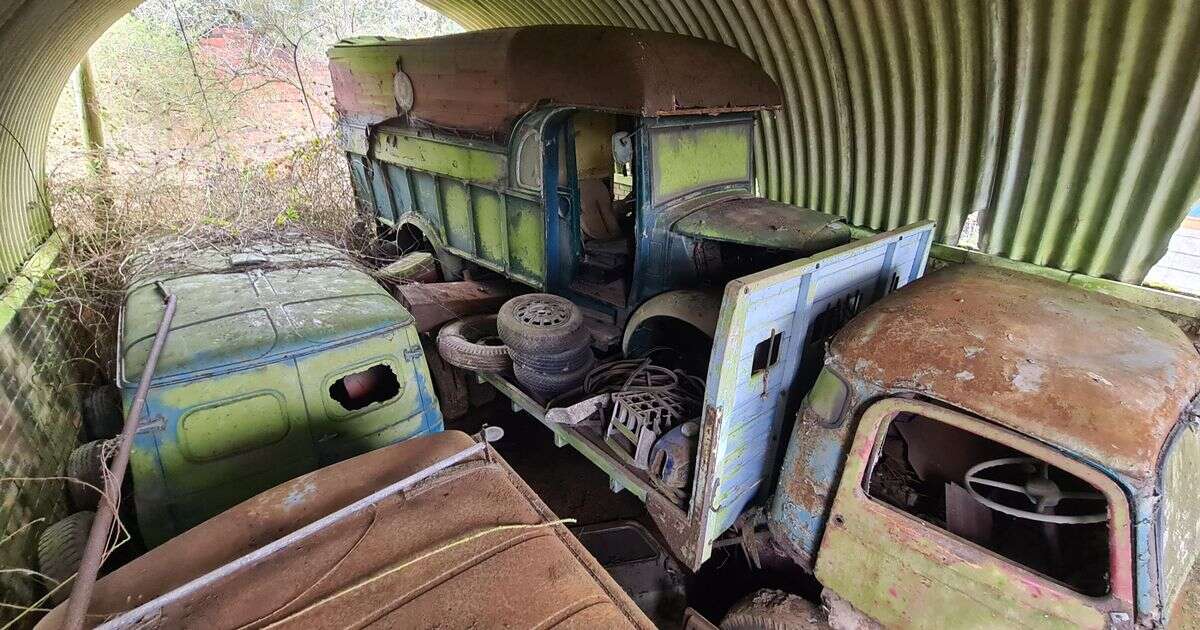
[{"left": 687, "top": 221, "right": 934, "bottom": 568}]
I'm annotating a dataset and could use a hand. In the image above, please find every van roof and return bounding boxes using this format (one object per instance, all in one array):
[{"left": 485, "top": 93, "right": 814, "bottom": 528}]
[
  {"left": 120, "top": 242, "right": 408, "bottom": 385},
  {"left": 830, "top": 264, "right": 1200, "bottom": 481},
  {"left": 328, "top": 25, "right": 782, "bottom": 137}
]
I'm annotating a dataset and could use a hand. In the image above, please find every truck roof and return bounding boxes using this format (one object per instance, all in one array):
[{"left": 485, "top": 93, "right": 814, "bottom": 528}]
[
  {"left": 36, "top": 431, "right": 653, "bottom": 629},
  {"left": 120, "top": 241, "right": 409, "bottom": 385},
  {"left": 830, "top": 264, "right": 1200, "bottom": 481},
  {"left": 328, "top": 25, "right": 782, "bottom": 137}
]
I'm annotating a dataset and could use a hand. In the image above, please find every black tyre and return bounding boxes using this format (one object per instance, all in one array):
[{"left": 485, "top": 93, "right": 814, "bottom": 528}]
[
  {"left": 510, "top": 340, "right": 593, "bottom": 373},
  {"left": 38, "top": 511, "right": 94, "bottom": 604},
  {"left": 721, "top": 589, "right": 826, "bottom": 630},
  {"left": 497, "top": 294, "right": 586, "bottom": 355},
  {"left": 513, "top": 353, "right": 595, "bottom": 400},
  {"left": 436, "top": 315, "right": 511, "bottom": 373},
  {"left": 67, "top": 440, "right": 110, "bottom": 511},
  {"left": 83, "top": 385, "right": 123, "bottom": 440}
]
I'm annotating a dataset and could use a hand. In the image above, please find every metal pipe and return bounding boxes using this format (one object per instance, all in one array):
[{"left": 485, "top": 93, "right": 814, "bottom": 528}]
[{"left": 63, "top": 292, "right": 178, "bottom": 630}]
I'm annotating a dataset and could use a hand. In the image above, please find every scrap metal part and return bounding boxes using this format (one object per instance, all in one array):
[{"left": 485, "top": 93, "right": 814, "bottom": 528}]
[{"left": 545, "top": 394, "right": 610, "bottom": 428}]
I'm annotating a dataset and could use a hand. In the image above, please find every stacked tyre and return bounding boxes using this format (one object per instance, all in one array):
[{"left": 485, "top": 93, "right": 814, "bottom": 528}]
[
  {"left": 435, "top": 314, "right": 510, "bottom": 373},
  {"left": 498, "top": 294, "right": 594, "bottom": 401}
]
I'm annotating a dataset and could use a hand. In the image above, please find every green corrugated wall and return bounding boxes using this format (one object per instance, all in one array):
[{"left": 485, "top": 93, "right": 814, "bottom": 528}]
[
  {"left": 423, "top": 0, "right": 1200, "bottom": 284},
  {"left": 1, "top": 1, "right": 1199, "bottom": 285}
]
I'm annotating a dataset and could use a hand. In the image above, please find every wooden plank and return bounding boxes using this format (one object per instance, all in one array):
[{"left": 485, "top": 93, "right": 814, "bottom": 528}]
[{"left": 393, "top": 280, "right": 516, "bottom": 333}]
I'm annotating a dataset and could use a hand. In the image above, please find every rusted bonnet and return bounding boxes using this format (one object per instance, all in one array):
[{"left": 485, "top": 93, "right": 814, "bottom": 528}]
[{"left": 830, "top": 264, "right": 1200, "bottom": 481}]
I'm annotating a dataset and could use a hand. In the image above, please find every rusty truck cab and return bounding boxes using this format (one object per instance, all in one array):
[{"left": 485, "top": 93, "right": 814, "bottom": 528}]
[
  {"left": 329, "top": 26, "right": 849, "bottom": 329},
  {"left": 768, "top": 264, "right": 1200, "bottom": 628}
]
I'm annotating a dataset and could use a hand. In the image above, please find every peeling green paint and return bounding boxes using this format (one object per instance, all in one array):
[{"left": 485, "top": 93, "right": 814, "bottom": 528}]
[
  {"left": 122, "top": 248, "right": 442, "bottom": 546},
  {"left": 373, "top": 130, "right": 507, "bottom": 186},
  {"left": 816, "top": 398, "right": 1130, "bottom": 629},
  {"left": 649, "top": 120, "right": 751, "bottom": 206}
]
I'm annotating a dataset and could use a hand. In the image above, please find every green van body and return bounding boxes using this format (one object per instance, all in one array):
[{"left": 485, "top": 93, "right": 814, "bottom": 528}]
[{"left": 118, "top": 243, "right": 442, "bottom": 546}]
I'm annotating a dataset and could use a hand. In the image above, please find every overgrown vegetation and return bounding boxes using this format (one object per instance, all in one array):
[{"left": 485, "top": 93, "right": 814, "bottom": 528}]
[{"left": 45, "top": 0, "right": 458, "bottom": 372}]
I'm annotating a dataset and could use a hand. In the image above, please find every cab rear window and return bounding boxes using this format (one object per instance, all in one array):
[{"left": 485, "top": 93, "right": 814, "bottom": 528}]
[{"left": 329, "top": 364, "right": 401, "bottom": 411}]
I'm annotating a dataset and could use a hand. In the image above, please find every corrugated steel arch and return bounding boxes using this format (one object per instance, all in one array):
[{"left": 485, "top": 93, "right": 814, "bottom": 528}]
[
  {"left": 1, "top": 1, "right": 1199, "bottom": 285},
  {"left": 0, "top": 0, "right": 142, "bottom": 286},
  {"left": 422, "top": 0, "right": 1200, "bottom": 284}
]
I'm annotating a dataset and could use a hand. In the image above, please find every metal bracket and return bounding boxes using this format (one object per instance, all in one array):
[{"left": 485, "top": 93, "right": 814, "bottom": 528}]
[{"left": 135, "top": 414, "right": 165, "bottom": 434}]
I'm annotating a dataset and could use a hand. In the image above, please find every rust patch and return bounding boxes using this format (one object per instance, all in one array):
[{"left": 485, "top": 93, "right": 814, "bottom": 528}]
[
  {"left": 329, "top": 26, "right": 782, "bottom": 139},
  {"left": 37, "top": 432, "right": 652, "bottom": 629},
  {"left": 830, "top": 265, "right": 1200, "bottom": 481}
]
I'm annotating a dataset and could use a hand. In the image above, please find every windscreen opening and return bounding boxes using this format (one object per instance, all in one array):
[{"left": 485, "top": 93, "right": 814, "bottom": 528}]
[
  {"left": 867, "top": 413, "right": 1112, "bottom": 597},
  {"left": 329, "top": 364, "right": 400, "bottom": 411}
]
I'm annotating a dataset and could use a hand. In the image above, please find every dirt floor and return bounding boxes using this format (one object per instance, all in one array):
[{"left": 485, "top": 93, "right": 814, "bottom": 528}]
[{"left": 444, "top": 398, "right": 647, "bottom": 525}]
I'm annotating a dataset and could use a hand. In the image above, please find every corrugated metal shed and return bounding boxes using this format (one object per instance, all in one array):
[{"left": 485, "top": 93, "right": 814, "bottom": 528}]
[
  {"left": 1, "top": 1, "right": 1198, "bottom": 286},
  {"left": 0, "top": 1, "right": 141, "bottom": 286},
  {"left": 423, "top": 0, "right": 1200, "bottom": 284}
]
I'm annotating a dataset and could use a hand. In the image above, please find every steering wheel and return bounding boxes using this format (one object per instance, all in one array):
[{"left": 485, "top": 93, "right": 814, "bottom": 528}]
[{"left": 964, "top": 457, "right": 1108, "bottom": 525}]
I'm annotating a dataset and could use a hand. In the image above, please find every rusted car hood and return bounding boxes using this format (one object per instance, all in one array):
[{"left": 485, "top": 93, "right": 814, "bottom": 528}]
[
  {"left": 672, "top": 197, "right": 850, "bottom": 254},
  {"left": 37, "top": 431, "right": 652, "bottom": 629},
  {"left": 830, "top": 264, "right": 1200, "bottom": 481}
]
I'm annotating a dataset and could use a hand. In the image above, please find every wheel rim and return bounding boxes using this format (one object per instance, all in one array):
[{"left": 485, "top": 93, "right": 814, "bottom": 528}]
[{"left": 514, "top": 298, "right": 570, "bottom": 328}]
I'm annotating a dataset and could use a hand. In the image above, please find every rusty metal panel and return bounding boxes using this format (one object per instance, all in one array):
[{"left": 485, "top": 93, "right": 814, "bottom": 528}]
[
  {"left": 814, "top": 398, "right": 1134, "bottom": 628},
  {"left": 37, "top": 431, "right": 654, "bottom": 629},
  {"left": 829, "top": 264, "right": 1200, "bottom": 481},
  {"left": 421, "top": 0, "right": 1200, "bottom": 284},
  {"left": 328, "top": 26, "right": 781, "bottom": 138}
]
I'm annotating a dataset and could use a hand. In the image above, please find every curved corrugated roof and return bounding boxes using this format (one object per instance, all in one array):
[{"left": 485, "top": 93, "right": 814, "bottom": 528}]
[
  {"left": 2, "top": 1, "right": 1200, "bottom": 286},
  {"left": 423, "top": 0, "right": 1200, "bottom": 284},
  {"left": 0, "top": 0, "right": 141, "bottom": 285}
]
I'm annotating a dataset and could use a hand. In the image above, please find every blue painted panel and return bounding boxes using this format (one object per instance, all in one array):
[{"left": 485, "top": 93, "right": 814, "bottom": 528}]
[
  {"left": 411, "top": 172, "right": 442, "bottom": 236},
  {"left": 385, "top": 164, "right": 415, "bottom": 214},
  {"left": 367, "top": 161, "right": 397, "bottom": 224},
  {"left": 696, "top": 221, "right": 936, "bottom": 565}
]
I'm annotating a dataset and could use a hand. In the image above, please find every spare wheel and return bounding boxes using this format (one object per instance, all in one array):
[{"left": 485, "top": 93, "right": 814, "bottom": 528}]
[{"left": 436, "top": 315, "right": 511, "bottom": 373}]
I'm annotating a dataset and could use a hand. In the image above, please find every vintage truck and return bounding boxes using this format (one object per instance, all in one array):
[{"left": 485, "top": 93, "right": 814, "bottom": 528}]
[
  {"left": 328, "top": 22, "right": 933, "bottom": 570},
  {"left": 38, "top": 239, "right": 444, "bottom": 584},
  {"left": 329, "top": 26, "right": 1200, "bottom": 629}
]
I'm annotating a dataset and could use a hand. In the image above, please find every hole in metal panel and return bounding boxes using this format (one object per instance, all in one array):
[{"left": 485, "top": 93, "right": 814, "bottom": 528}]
[{"left": 329, "top": 364, "right": 400, "bottom": 411}]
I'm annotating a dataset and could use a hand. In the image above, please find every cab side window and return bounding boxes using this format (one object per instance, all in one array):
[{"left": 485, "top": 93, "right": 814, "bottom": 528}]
[
  {"left": 866, "top": 413, "right": 1112, "bottom": 596},
  {"left": 1161, "top": 419, "right": 1200, "bottom": 615},
  {"left": 514, "top": 128, "right": 541, "bottom": 190}
]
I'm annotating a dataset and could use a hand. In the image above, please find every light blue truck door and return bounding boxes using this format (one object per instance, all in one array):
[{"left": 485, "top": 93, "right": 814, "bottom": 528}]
[{"left": 691, "top": 221, "right": 935, "bottom": 566}]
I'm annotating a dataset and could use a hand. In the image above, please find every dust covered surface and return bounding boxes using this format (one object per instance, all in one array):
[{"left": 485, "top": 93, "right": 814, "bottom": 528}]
[
  {"left": 830, "top": 264, "right": 1200, "bottom": 481},
  {"left": 37, "top": 431, "right": 652, "bottom": 629}
]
